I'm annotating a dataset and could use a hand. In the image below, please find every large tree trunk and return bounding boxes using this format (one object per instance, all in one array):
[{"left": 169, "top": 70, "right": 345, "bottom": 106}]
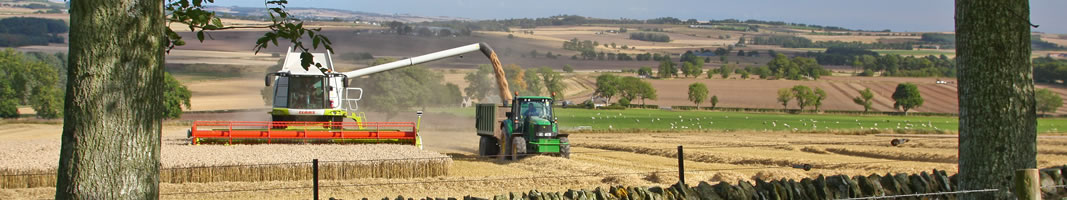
[
  {"left": 56, "top": 0, "right": 165, "bottom": 198},
  {"left": 956, "top": 0, "right": 1036, "bottom": 199}
]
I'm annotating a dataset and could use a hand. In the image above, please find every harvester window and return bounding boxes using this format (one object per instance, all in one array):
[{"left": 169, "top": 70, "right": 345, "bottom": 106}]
[{"left": 288, "top": 76, "right": 327, "bottom": 109}]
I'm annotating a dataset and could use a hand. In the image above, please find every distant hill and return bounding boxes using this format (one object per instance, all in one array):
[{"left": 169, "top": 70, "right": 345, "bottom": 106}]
[{"left": 206, "top": 6, "right": 467, "bottom": 23}]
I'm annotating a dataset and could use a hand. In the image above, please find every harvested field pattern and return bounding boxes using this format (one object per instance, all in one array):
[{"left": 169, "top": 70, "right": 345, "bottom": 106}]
[
  {"left": 5, "top": 121, "right": 1067, "bottom": 199},
  {"left": 0, "top": 125, "right": 451, "bottom": 189}
]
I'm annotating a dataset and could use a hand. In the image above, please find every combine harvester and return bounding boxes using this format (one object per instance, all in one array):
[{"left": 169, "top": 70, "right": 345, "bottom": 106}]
[{"left": 188, "top": 43, "right": 513, "bottom": 148}]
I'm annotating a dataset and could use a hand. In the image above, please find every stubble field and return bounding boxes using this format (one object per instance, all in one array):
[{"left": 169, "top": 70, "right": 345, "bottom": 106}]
[{"left": 5, "top": 123, "right": 1067, "bottom": 199}]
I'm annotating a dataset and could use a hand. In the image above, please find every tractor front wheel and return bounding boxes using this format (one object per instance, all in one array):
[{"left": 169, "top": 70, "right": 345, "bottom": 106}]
[
  {"left": 478, "top": 136, "right": 499, "bottom": 157},
  {"left": 510, "top": 136, "right": 526, "bottom": 160},
  {"left": 559, "top": 136, "right": 570, "bottom": 159}
]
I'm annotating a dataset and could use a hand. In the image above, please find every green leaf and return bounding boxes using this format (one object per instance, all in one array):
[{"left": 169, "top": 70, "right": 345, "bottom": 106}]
[
  {"left": 196, "top": 31, "right": 205, "bottom": 42},
  {"left": 300, "top": 52, "right": 314, "bottom": 70},
  {"left": 211, "top": 17, "right": 223, "bottom": 28},
  {"left": 312, "top": 37, "right": 320, "bottom": 49}
]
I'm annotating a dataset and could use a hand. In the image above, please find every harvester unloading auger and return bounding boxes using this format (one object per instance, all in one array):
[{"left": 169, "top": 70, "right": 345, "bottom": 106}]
[{"left": 188, "top": 43, "right": 513, "bottom": 148}]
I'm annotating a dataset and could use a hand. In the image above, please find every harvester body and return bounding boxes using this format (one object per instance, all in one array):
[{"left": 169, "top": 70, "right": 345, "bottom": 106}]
[
  {"left": 476, "top": 96, "right": 569, "bottom": 159},
  {"left": 190, "top": 43, "right": 511, "bottom": 148}
]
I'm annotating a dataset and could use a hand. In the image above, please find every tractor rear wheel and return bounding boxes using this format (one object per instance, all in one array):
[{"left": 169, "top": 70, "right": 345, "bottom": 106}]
[
  {"left": 510, "top": 136, "right": 526, "bottom": 160},
  {"left": 478, "top": 136, "right": 499, "bottom": 157},
  {"left": 559, "top": 136, "right": 570, "bottom": 159}
]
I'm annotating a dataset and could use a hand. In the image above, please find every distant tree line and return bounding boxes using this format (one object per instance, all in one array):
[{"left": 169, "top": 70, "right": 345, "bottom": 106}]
[
  {"left": 848, "top": 54, "right": 957, "bottom": 77},
  {"left": 749, "top": 35, "right": 915, "bottom": 50},
  {"left": 804, "top": 47, "right": 878, "bottom": 66},
  {"left": 920, "top": 33, "right": 1063, "bottom": 50},
  {"left": 385, "top": 21, "right": 466, "bottom": 37},
  {"left": 764, "top": 53, "right": 830, "bottom": 80},
  {"left": 594, "top": 74, "right": 657, "bottom": 106},
  {"left": 1034, "top": 57, "right": 1067, "bottom": 84},
  {"left": 0, "top": 17, "right": 68, "bottom": 47},
  {"left": 706, "top": 18, "right": 852, "bottom": 31},
  {"left": 415, "top": 14, "right": 853, "bottom": 33},
  {"left": 629, "top": 32, "right": 670, "bottom": 42}
]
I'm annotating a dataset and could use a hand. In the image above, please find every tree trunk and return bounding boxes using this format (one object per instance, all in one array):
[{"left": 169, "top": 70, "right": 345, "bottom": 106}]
[
  {"left": 956, "top": 0, "right": 1036, "bottom": 199},
  {"left": 56, "top": 0, "right": 165, "bottom": 198}
]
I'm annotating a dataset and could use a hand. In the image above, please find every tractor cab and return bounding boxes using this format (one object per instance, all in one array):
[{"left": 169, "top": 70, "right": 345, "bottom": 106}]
[{"left": 512, "top": 97, "right": 555, "bottom": 134}]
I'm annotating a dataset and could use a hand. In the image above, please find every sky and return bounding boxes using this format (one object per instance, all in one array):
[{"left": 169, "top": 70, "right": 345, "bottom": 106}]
[{"left": 212, "top": 0, "right": 1067, "bottom": 34}]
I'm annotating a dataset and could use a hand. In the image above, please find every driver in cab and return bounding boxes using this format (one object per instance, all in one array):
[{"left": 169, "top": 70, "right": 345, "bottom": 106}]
[{"left": 522, "top": 102, "right": 544, "bottom": 119}]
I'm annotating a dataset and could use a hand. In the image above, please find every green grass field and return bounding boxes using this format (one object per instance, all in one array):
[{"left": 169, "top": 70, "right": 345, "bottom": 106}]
[{"left": 432, "top": 107, "right": 1067, "bottom": 134}]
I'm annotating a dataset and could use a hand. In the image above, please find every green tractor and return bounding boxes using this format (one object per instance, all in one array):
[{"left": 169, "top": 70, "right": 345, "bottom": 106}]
[{"left": 476, "top": 96, "right": 569, "bottom": 159}]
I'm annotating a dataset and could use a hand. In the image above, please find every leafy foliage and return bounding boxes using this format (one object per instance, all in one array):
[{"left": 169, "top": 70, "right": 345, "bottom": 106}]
[
  {"left": 162, "top": 73, "right": 192, "bottom": 119},
  {"left": 1036, "top": 88, "right": 1063, "bottom": 115},
  {"left": 657, "top": 58, "right": 677, "bottom": 78},
  {"left": 562, "top": 65, "right": 574, "bottom": 73},
  {"left": 630, "top": 32, "right": 670, "bottom": 42},
  {"left": 0, "top": 49, "right": 63, "bottom": 118},
  {"left": 637, "top": 67, "right": 654, "bottom": 77},
  {"left": 791, "top": 85, "right": 815, "bottom": 110},
  {"left": 812, "top": 88, "right": 827, "bottom": 111},
  {"left": 710, "top": 95, "right": 719, "bottom": 108},
  {"left": 766, "top": 54, "right": 829, "bottom": 80},
  {"left": 538, "top": 67, "right": 565, "bottom": 100},
  {"left": 1034, "top": 57, "right": 1067, "bottom": 83},
  {"left": 595, "top": 74, "right": 620, "bottom": 102},
  {"left": 750, "top": 35, "right": 915, "bottom": 50},
  {"left": 777, "top": 88, "right": 793, "bottom": 109},
  {"left": 352, "top": 59, "right": 461, "bottom": 119},
  {"left": 594, "top": 74, "right": 655, "bottom": 105},
  {"left": 0, "top": 17, "right": 68, "bottom": 47},
  {"left": 165, "top": 0, "right": 332, "bottom": 71},
  {"left": 892, "top": 83, "right": 924, "bottom": 113},
  {"left": 852, "top": 88, "right": 875, "bottom": 112},
  {"left": 688, "top": 83, "right": 708, "bottom": 107},
  {"left": 464, "top": 64, "right": 497, "bottom": 102}
]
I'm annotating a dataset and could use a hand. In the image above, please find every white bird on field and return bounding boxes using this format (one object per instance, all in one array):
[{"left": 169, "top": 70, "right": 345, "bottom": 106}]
[
  {"left": 597, "top": 113, "right": 601, "bottom": 115},
  {"left": 772, "top": 122, "right": 777, "bottom": 127},
  {"left": 591, "top": 117, "right": 596, "bottom": 119}
]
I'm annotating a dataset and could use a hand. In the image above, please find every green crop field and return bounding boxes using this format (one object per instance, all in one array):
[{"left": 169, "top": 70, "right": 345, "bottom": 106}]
[
  {"left": 434, "top": 107, "right": 1067, "bottom": 134},
  {"left": 553, "top": 108, "right": 1067, "bottom": 133}
]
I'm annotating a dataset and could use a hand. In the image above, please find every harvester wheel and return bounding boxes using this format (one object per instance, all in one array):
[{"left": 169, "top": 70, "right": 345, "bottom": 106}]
[
  {"left": 510, "top": 136, "right": 526, "bottom": 160},
  {"left": 478, "top": 136, "right": 499, "bottom": 157},
  {"left": 559, "top": 136, "right": 570, "bottom": 159}
]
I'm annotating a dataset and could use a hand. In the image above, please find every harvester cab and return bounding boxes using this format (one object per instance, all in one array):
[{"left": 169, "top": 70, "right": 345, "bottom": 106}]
[
  {"left": 264, "top": 47, "right": 358, "bottom": 126},
  {"left": 476, "top": 95, "right": 569, "bottom": 160}
]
